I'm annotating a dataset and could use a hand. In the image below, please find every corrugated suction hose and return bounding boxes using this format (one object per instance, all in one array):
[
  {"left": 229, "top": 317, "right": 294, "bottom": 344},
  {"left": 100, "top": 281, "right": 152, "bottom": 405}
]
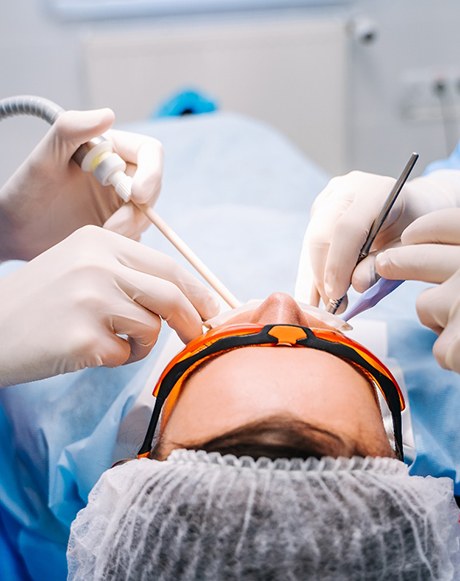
[{"left": 0, "top": 95, "right": 64, "bottom": 125}]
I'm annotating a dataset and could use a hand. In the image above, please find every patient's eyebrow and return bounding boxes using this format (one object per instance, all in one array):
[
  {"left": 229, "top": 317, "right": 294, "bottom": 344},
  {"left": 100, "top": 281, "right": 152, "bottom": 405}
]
[{"left": 150, "top": 415, "right": 366, "bottom": 461}]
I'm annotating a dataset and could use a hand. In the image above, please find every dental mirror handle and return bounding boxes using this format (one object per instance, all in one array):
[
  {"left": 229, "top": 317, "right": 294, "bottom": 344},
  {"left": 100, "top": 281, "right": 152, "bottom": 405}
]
[{"left": 342, "top": 278, "right": 403, "bottom": 322}]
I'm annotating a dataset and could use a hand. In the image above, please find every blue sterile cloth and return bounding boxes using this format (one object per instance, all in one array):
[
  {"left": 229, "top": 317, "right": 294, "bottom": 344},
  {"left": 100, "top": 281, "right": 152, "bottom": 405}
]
[
  {"left": 413, "top": 139, "right": 460, "bottom": 485},
  {"left": 0, "top": 347, "right": 165, "bottom": 580},
  {"left": 345, "top": 282, "right": 460, "bottom": 487},
  {"left": 424, "top": 141, "right": 460, "bottom": 173},
  {"left": 0, "top": 113, "right": 459, "bottom": 580}
]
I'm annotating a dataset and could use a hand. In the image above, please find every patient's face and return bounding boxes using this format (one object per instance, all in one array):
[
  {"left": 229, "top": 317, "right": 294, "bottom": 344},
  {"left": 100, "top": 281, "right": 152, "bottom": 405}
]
[{"left": 158, "top": 293, "right": 394, "bottom": 459}]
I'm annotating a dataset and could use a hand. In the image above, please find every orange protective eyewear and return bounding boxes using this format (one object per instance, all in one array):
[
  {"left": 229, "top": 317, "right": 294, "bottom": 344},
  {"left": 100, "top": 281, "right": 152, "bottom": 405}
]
[{"left": 138, "top": 324, "right": 405, "bottom": 460}]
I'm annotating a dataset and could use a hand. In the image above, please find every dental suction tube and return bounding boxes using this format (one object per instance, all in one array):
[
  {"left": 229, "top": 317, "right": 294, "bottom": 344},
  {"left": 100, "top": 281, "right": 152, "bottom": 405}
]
[
  {"left": 0, "top": 95, "right": 240, "bottom": 309},
  {"left": 0, "top": 95, "right": 64, "bottom": 125}
]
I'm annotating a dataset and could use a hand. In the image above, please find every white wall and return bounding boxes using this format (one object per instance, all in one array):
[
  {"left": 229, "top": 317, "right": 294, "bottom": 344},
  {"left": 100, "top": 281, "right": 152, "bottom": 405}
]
[
  {"left": 0, "top": 1, "right": 82, "bottom": 184},
  {"left": 1, "top": 0, "right": 460, "bottom": 186},
  {"left": 81, "top": 14, "right": 349, "bottom": 174},
  {"left": 350, "top": 0, "right": 460, "bottom": 176}
]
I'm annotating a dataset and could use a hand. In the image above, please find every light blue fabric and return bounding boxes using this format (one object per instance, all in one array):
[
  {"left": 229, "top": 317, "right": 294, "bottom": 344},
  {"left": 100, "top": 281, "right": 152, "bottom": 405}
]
[
  {"left": 413, "top": 143, "right": 460, "bottom": 481},
  {"left": 424, "top": 140, "right": 460, "bottom": 173},
  {"left": 0, "top": 113, "right": 459, "bottom": 580},
  {"left": 0, "top": 347, "right": 164, "bottom": 580},
  {"left": 347, "top": 281, "right": 460, "bottom": 488}
]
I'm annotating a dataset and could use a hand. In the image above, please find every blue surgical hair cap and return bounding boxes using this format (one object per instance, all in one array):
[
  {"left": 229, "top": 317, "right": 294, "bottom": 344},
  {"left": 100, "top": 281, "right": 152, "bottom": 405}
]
[{"left": 68, "top": 450, "right": 460, "bottom": 580}]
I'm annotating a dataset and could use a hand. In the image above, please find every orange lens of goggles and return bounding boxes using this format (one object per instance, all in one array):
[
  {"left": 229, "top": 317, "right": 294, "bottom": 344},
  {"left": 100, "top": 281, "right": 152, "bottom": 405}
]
[{"left": 138, "top": 324, "right": 405, "bottom": 459}]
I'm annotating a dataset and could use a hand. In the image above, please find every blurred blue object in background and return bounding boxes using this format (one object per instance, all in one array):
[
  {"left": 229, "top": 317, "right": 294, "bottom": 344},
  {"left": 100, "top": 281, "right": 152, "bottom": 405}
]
[
  {"left": 154, "top": 88, "right": 218, "bottom": 118},
  {"left": 424, "top": 140, "right": 460, "bottom": 173}
]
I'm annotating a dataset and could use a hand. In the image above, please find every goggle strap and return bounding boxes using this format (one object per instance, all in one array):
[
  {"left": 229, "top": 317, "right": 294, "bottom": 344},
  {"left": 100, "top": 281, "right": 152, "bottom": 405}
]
[
  {"left": 154, "top": 329, "right": 279, "bottom": 399},
  {"left": 138, "top": 395, "right": 167, "bottom": 457},
  {"left": 298, "top": 335, "right": 401, "bottom": 409},
  {"left": 391, "top": 407, "right": 404, "bottom": 461},
  {"left": 297, "top": 335, "right": 404, "bottom": 460},
  {"left": 138, "top": 329, "right": 279, "bottom": 456}
]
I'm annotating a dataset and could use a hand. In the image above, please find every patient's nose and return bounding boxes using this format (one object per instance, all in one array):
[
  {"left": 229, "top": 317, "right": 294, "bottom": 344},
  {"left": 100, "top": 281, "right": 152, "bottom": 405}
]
[
  {"left": 210, "top": 292, "right": 339, "bottom": 329},
  {"left": 249, "top": 293, "right": 306, "bottom": 326}
]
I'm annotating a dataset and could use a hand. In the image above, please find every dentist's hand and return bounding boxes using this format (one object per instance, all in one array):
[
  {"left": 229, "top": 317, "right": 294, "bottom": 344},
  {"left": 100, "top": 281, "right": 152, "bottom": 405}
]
[
  {"left": 0, "top": 108, "right": 163, "bottom": 261},
  {"left": 298, "top": 169, "right": 460, "bottom": 311},
  {"left": 0, "top": 226, "right": 219, "bottom": 388},
  {"left": 376, "top": 209, "right": 460, "bottom": 374}
]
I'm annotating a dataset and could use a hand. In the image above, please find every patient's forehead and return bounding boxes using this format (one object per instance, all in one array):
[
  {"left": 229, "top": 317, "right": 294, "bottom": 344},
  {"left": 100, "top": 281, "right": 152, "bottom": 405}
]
[
  {"left": 162, "top": 345, "right": 381, "bottom": 446},
  {"left": 183, "top": 346, "right": 367, "bottom": 398}
]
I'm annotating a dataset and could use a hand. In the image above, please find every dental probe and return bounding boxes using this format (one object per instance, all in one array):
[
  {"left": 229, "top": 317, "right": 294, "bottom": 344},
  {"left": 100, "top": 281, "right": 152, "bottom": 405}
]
[
  {"left": 326, "top": 152, "right": 419, "bottom": 315},
  {"left": 0, "top": 95, "right": 241, "bottom": 309}
]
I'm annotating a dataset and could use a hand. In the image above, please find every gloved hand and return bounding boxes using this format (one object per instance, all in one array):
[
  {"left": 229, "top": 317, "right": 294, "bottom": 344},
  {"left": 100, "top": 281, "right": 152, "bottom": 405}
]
[
  {"left": 0, "top": 108, "right": 163, "bottom": 261},
  {"left": 376, "top": 208, "right": 460, "bottom": 374},
  {"left": 0, "top": 225, "right": 220, "bottom": 387},
  {"left": 297, "top": 169, "right": 460, "bottom": 311}
]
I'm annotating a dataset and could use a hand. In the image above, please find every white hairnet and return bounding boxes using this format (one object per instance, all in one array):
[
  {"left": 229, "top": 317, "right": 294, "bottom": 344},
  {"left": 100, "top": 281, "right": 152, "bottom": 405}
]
[{"left": 67, "top": 450, "right": 460, "bottom": 580}]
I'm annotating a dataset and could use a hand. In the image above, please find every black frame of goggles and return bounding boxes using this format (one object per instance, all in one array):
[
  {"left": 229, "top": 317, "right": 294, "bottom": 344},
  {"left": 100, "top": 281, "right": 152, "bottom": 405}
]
[{"left": 138, "top": 324, "right": 404, "bottom": 461}]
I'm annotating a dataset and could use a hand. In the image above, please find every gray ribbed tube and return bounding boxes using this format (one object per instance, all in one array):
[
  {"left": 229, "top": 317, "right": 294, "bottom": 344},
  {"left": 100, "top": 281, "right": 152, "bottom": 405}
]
[{"left": 0, "top": 95, "right": 63, "bottom": 125}]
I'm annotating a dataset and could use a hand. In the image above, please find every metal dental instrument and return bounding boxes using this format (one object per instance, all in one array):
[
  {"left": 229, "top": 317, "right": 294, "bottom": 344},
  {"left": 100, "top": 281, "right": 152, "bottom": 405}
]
[
  {"left": 326, "top": 152, "right": 419, "bottom": 315},
  {"left": 0, "top": 95, "right": 241, "bottom": 310}
]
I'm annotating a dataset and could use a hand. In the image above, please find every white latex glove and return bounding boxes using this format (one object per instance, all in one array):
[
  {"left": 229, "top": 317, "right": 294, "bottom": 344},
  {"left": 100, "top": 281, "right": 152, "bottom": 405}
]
[
  {"left": 376, "top": 209, "right": 460, "bottom": 374},
  {"left": 0, "top": 226, "right": 220, "bottom": 387},
  {"left": 0, "top": 108, "right": 163, "bottom": 261},
  {"left": 297, "top": 169, "right": 460, "bottom": 311}
]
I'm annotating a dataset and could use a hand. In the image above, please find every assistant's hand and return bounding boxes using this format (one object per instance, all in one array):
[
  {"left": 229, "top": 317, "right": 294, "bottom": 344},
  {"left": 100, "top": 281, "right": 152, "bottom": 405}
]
[
  {"left": 0, "top": 226, "right": 219, "bottom": 387},
  {"left": 376, "top": 209, "right": 460, "bottom": 374},
  {"left": 297, "top": 169, "right": 460, "bottom": 311},
  {"left": 0, "top": 109, "right": 163, "bottom": 261}
]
